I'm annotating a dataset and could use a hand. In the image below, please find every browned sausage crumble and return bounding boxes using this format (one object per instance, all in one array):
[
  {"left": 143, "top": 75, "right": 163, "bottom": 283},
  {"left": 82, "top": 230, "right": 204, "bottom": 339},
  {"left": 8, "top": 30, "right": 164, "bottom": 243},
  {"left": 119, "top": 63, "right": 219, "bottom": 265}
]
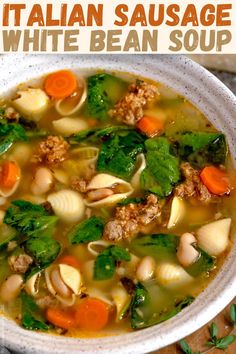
[
  {"left": 109, "top": 81, "right": 159, "bottom": 126},
  {"left": 36, "top": 136, "right": 69, "bottom": 166},
  {"left": 8, "top": 254, "right": 33, "bottom": 274},
  {"left": 103, "top": 194, "right": 162, "bottom": 241},
  {"left": 175, "top": 162, "right": 213, "bottom": 204}
]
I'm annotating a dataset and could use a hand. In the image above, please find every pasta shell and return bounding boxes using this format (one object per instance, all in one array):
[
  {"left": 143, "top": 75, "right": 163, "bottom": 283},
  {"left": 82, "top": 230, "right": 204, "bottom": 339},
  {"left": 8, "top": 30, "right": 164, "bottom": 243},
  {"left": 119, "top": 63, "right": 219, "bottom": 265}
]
[
  {"left": 55, "top": 78, "right": 87, "bottom": 116},
  {"left": 131, "top": 154, "right": 146, "bottom": 190},
  {"left": 13, "top": 88, "right": 49, "bottom": 119},
  {"left": 87, "top": 240, "right": 111, "bottom": 257},
  {"left": 85, "top": 174, "right": 134, "bottom": 207},
  {"left": 71, "top": 147, "right": 99, "bottom": 163},
  {"left": 52, "top": 169, "right": 70, "bottom": 185},
  {"left": 52, "top": 117, "right": 88, "bottom": 137},
  {"left": 47, "top": 189, "right": 85, "bottom": 223},
  {"left": 25, "top": 272, "right": 41, "bottom": 297},
  {"left": 111, "top": 284, "right": 131, "bottom": 322},
  {"left": 167, "top": 196, "right": 186, "bottom": 229},
  {"left": 155, "top": 262, "right": 193, "bottom": 287},
  {"left": 196, "top": 218, "right": 231, "bottom": 256},
  {"left": 86, "top": 287, "right": 113, "bottom": 306},
  {"left": 45, "top": 264, "right": 82, "bottom": 306}
]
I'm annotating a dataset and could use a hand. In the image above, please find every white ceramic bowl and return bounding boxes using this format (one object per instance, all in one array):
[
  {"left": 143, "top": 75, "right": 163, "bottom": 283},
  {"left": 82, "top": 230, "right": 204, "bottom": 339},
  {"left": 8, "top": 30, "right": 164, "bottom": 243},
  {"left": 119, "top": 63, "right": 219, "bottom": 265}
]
[{"left": 0, "top": 54, "right": 236, "bottom": 354}]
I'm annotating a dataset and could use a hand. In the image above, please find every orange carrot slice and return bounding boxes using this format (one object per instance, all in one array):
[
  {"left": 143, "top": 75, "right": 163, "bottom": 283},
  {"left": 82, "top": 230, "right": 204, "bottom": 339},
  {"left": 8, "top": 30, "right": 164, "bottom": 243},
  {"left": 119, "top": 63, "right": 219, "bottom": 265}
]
[
  {"left": 46, "top": 307, "right": 76, "bottom": 329},
  {"left": 0, "top": 161, "right": 21, "bottom": 189},
  {"left": 200, "top": 166, "right": 230, "bottom": 195},
  {"left": 75, "top": 298, "right": 109, "bottom": 331},
  {"left": 59, "top": 255, "right": 81, "bottom": 269},
  {"left": 137, "top": 116, "right": 164, "bottom": 137},
  {"left": 44, "top": 70, "right": 77, "bottom": 99}
]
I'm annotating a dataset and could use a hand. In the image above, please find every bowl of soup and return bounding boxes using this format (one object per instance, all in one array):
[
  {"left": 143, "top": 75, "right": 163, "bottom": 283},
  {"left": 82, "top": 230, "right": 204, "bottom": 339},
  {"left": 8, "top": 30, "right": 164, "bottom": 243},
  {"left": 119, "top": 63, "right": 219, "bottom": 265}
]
[{"left": 0, "top": 54, "right": 236, "bottom": 354}]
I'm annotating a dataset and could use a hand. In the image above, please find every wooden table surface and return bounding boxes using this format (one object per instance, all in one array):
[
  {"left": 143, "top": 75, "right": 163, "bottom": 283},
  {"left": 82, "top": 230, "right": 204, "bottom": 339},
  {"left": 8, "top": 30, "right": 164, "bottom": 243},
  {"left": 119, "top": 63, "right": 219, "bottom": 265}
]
[
  {"left": 156, "top": 69, "right": 236, "bottom": 354},
  {"left": 155, "top": 299, "right": 236, "bottom": 354}
]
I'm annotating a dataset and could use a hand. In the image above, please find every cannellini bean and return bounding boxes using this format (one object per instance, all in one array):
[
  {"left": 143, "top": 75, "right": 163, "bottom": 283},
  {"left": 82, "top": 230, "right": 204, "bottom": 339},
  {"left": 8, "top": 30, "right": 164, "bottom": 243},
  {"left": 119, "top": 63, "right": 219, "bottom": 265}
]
[
  {"left": 50, "top": 268, "right": 72, "bottom": 299},
  {"left": 31, "top": 167, "right": 53, "bottom": 195},
  {"left": 177, "top": 233, "right": 199, "bottom": 268},
  {"left": 136, "top": 256, "right": 156, "bottom": 282},
  {"left": 0, "top": 274, "right": 23, "bottom": 302},
  {"left": 87, "top": 188, "right": 114, "bottom": 202}
]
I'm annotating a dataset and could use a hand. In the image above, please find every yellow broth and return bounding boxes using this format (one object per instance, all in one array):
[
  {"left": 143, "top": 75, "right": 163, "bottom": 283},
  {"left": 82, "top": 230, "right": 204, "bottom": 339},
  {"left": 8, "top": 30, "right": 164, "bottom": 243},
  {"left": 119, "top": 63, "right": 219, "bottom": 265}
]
[{"left": 0, "top": 70, "right": 235, "bottom": 337}]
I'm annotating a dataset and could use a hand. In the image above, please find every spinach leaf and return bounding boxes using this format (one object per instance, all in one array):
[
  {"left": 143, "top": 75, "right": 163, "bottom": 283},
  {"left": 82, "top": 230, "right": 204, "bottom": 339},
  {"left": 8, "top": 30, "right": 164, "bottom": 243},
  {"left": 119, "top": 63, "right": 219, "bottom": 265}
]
[
  {"left": 4, "top": 200, "right": 58, "bottom": 238},
  {"left": 24, "top": 236, "right": 61, "bottom": 268},
  {"left": 69, "top": 216, "right": 104, "bottom": 244},
  {"left": 0, "top": 119, "right": 27, "bottom": 155},
  {"left": 86, "top": 74, "right": 127, "bottom": 120},
  {"left": 131, "top": 234, "right": 179, "bottom": 260},
  {"left": 97, "top": 130, "right": 145, "bottom": 179},
  {"left": 186, "top": 247, "right": 214, "bottom": 277},
  {"left": 94, "top": 245, "right": 131, "bottom": 280},
  {"left": 131, "top": 282, "right": 194, "bottom": 329},
  {"left": 68, "top": 125, "right": 131, "bottom": 144},
  {"left": 141, "top": 137, "right": 180, "bottom": 197},
  {"left": 21, "top": 291, "right": 50, "bottom": 331},
  {"left": 94, "top": 253, "right": 115, "bottom": 280},
  {"left": 176, "top": 132, "right": 227, "bottom": 168},
  {"left": 109, "top": 245, "right": 131, "bottom": 262}
]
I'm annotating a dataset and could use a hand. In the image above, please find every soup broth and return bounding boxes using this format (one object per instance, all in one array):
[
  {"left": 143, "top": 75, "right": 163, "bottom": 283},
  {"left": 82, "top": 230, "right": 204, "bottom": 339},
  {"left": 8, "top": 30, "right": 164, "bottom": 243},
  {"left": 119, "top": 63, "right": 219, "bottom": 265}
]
[{"left": 0, "top": 69, "right": 235, "bottom": 337}]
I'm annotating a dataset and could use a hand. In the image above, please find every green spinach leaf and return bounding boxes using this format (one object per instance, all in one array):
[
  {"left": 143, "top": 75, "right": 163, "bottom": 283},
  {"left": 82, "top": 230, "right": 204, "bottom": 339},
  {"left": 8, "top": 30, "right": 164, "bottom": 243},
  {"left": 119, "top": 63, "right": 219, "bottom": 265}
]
[
  {"left": 97, "top": 130, "right": 145, "bottom": 179},
  {"left": 21, "top": 291, "right": 50, "bottom": 331},
  {"left": 68, "top": 125, "right": 131, "bottom": 144},
  {"left": 0, "top": 119, "right": 27, "bottom": 155},
  {"left": 69, "top": 216, "right": 104, "bottom": 244},
  {"left": 86, "top": 74, "right": 127, "bottom": 120},
  {"left": 4, "top": 200, "right": 58, "bottom": 238},
  {"left": 24, "top": 236, "right": 61, "bottom": 268},
  {"left": 131, "top": 282, "right": 194, "bottom": 329},
  {"left": 94, "top": 245, "right": 131, "bottom": 280},
  {"left": 131, "top": 234, "right": 179, "bottom": 260},
  {"left": 141, "top": 137, "right": 180, "bottom": 197},
  {"left": 176, "top": 132, "right": 227, "bottom": 168},
  {"left": 186, "top": 247, "right": 214, "bottom": 277}
]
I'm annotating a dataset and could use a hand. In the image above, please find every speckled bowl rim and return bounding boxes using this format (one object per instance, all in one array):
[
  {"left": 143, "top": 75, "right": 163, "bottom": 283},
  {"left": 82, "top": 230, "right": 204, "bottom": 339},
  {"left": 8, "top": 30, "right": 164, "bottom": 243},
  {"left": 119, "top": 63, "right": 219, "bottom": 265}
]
[{"left": 0, "top": 54, "right": 236, "bottom": 354}]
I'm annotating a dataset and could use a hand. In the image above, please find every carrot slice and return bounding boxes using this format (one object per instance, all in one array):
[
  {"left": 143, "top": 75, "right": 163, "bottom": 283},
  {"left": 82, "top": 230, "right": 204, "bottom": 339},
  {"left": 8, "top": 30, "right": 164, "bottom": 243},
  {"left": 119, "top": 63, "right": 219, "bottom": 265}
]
[
  {"left": 44, "top": 70, "right": 77, "bottom": 99},
  {"left": 137, "top": 116, "right": 164, "bottom": 137},
  {"left": 46, "top": 307, "right": 76, "bottom": 329},
  {"left": 0, "top": 161, "right": 21, "bottom": 189},
  {"left": 200, "top": 166, "right": 230, "bottom": 195},
  {"left": 75, "top": 298, "right": 109, "bottom": 331},
  {"left": 59, "top": 255, "right": 81, "bottom": 269}
]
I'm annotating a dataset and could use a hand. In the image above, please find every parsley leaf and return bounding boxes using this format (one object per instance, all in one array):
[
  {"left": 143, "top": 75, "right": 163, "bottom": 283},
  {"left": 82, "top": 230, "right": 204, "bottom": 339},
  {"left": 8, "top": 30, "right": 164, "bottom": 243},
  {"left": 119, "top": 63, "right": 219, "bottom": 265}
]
[{"left": 69, "top": 216, "right": 104, "bottom": 244}]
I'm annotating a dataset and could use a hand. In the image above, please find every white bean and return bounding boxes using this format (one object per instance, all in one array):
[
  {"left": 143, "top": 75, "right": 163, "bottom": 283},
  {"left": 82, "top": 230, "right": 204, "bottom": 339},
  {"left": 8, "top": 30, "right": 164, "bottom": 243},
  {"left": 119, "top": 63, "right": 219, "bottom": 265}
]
[
  {"left": 177, "top": 233, "right": 200, "bottom": 268},
  {"left": 136, "top": 256, "right": 156, "bottom": 282},
  {"left": 50, "top": 268, "right": 72, "bottom": 298},
  {"left": 31, "top": 167, "right": 53, "bottom": 195},
  {"left": 87, "top": 188, "right": 114, "bottom": 202},
  {"left": 0, "top": 274, "right": 23, "bottom": 302}
]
